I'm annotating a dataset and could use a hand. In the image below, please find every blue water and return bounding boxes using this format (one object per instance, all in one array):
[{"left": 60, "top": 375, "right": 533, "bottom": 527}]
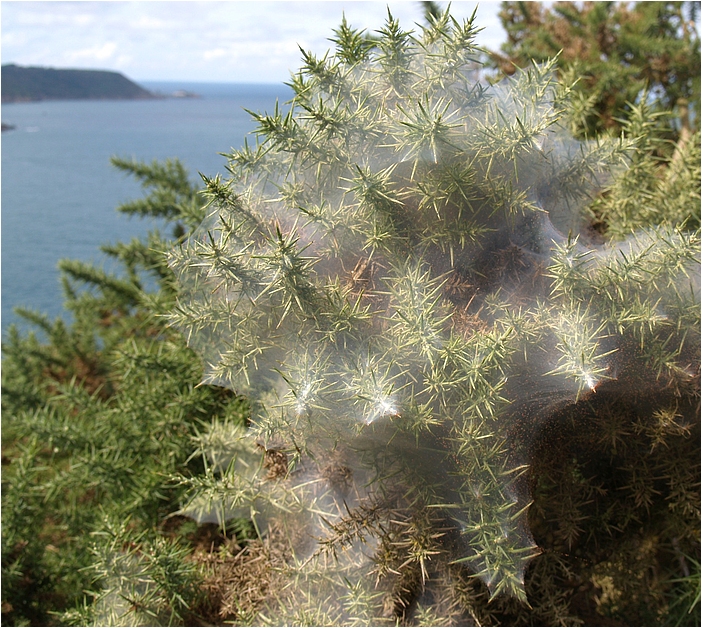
[{"left": 1, "top": 82, "right": 292, "bottom": 333}]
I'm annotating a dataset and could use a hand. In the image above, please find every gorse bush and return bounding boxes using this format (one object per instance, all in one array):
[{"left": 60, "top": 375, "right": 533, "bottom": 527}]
[
  {"left": 166, "top": 8, "right": 700, "bottom": 625},
  {"left": 1, "top": 160, "right": 246, "bottom": 626},
  {"left": 1, "top": 7, "right": 699, "bottom": 627},
  {"left": 495, "top": 1, "right": 700, "bottom": 140}
]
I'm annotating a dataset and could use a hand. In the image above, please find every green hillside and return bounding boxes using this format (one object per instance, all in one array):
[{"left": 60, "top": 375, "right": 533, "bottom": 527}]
[{"left": 1, "top": 64, "right": 154, "bottom": 103}]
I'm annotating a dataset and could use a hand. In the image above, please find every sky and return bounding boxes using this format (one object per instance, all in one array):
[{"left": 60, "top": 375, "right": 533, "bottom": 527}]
[{"left": 1, "top": 1, "right": 508, "bottom": 83}]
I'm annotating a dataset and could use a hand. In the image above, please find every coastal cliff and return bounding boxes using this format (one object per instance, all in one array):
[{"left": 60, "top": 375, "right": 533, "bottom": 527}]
[{"left": 1, "top": 64, "right": 154, "bottom": 103}]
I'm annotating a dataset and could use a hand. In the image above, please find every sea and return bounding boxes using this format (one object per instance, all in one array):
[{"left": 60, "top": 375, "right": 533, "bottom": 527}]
[{"left": 1, "top": 81, "right": 293, "bottom": 334}]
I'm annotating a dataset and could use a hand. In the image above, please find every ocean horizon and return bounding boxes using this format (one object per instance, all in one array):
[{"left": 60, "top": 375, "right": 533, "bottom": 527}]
[{"left": 1, "top": 82, "right": 293, "bottom": 333}]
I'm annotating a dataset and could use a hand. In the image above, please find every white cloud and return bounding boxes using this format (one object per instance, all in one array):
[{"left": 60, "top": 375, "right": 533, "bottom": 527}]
[
  {"left": 129, "top": 15, "right": 173, "bottom": 30},
  {"left": 202, "top": 48, "right": 228, "bottom": 61},
  {"left": 1, "top": 1, "right": 509, "bottom": 82},
  {"left": 64, "top": 42, "right": 117, "bottom": 63},
  {"left": 115, "top": 53, "right": 134, "bottom": 67},
  {"left": 71, "top": 13, "right": 95, "bottom": 27},
  {"left": 0, "top": 30, "right": 28, "bottom": 47}
]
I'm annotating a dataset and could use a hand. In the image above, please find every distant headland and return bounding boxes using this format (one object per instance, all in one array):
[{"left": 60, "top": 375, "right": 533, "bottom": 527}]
[{"left": 1, "top": 64, "right": 156, "bottom": 103}]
